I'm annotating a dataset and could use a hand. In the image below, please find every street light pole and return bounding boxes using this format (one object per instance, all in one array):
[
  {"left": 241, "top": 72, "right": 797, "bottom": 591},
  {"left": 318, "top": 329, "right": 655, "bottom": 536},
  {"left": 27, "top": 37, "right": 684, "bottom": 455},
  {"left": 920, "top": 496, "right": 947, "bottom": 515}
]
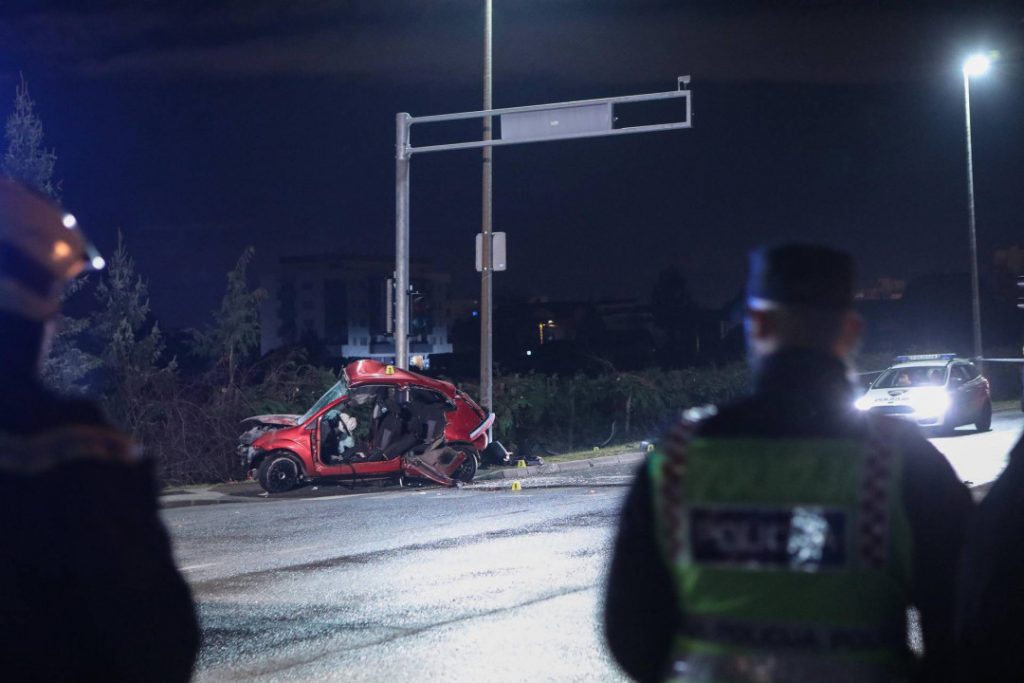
[
  {"left": 480, "top": 0, "right": 494, "bottom": 415},
  {"left": 395, "top": 113, "right": 411, "bottom": 369},
  {"left": 962, "top": 55, "right": 989, "bottom": 364}
]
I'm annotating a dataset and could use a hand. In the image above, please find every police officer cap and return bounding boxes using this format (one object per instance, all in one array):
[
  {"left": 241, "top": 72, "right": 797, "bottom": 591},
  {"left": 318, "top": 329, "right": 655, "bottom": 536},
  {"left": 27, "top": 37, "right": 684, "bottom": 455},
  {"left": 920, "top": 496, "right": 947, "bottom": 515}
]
[{"left": 747, "top": 244, "right": 854, "bottom": 311}]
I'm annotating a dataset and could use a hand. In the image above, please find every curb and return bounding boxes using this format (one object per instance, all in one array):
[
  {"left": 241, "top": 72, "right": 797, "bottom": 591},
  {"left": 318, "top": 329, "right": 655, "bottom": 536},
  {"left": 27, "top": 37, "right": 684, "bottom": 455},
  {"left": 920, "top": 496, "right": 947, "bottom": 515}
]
[
  {"left": 475, "top": 451, "right": 645, "bottom": 481},
  {"left": 160, "top": 482, "right": 258, "bottom": 509},
  {"left": 161, "top": 497, "right": 248, "bottom": 509}
]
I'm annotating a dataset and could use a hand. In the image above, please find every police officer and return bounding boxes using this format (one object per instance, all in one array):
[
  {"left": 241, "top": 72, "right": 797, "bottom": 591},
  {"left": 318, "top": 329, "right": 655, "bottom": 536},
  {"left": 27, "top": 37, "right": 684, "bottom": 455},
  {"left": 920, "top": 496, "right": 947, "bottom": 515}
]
[
  {"left": 955, "top": 431, "right": 1024, "bottom": 682},
  {"left": 604, "top": 244, "right": 972, "bottom": 683},
  {"left": 0, "top": 180, "right": 199, "bottom": 681}
]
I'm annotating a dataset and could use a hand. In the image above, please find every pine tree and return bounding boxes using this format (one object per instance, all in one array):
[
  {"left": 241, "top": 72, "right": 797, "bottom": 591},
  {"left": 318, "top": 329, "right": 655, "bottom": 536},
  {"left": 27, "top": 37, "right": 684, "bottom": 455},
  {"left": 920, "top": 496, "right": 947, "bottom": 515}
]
[
  {"left": 41, "top": 278, "right": 102, "bottom": 392},
  {"left": 3, "top": 76, "right": 93, "bottom": 390},
  {"left": 193, "top": 247, "right": 266, "bottom": 388},
  {"left": 3, "top": 74, "right": 59, "bottom": 198},
  {"left": 92, "top": 233, "right": 175, "bottom": 428}
]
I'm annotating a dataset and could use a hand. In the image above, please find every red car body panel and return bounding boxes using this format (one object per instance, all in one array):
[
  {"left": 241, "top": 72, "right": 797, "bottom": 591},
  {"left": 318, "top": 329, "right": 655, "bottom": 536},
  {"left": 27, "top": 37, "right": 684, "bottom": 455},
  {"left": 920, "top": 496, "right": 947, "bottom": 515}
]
[
  {"left": 346, "top": 359, "right": 457, "bottom": 399},
  {"left": 244, "top": 360, "right": 490, "bottom": 486},
  {"left": 241, "top": 414, "right": 299, "bottom": 427}
]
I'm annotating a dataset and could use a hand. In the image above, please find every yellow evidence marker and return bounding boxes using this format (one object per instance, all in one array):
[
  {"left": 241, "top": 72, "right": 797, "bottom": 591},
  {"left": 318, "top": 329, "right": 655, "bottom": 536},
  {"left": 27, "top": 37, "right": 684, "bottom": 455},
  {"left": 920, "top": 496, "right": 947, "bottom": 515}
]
[
  {"left": 511, "top": 480, "right": 522, "bottom": 492},
  {"left": 516, "top": 459, "right": 527, "bottom": 468}
]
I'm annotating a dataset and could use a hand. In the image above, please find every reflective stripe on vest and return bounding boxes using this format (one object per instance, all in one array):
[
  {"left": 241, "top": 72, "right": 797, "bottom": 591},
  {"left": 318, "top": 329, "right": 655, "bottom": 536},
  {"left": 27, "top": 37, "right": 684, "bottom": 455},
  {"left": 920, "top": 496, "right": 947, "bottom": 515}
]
[
  {"left": 649, "top": 435, "right": 913, "bottom": 683},
  {"left": 0, "top": 425, "right": 139, "bottom": 474}
]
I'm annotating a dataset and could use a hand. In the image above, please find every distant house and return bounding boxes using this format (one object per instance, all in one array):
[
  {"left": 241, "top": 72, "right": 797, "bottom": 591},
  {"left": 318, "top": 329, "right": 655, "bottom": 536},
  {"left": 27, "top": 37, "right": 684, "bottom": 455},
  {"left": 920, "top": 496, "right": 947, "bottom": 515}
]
[{"left": 259, "top": 254, "right": 453, "bottom": 361}]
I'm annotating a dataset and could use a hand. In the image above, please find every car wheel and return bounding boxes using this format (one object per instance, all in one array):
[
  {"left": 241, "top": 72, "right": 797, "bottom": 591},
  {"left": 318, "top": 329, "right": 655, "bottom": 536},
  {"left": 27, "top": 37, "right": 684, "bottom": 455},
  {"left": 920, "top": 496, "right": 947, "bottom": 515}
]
[
  {"left": 975, "top": 400, "right": 993, "bottom": 432},
  {"left": 450, "top": 445, "right": 479, "bottom": 483},
  {"left": 258, "top": 453, "right": 301, "bottom": 493}
]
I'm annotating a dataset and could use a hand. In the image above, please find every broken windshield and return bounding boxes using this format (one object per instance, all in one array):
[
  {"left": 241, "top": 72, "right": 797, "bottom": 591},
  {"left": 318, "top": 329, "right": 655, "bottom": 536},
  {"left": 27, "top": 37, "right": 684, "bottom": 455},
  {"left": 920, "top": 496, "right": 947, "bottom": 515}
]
[{"left": 300, "top": 377, "right": 349, "bottom": 424}]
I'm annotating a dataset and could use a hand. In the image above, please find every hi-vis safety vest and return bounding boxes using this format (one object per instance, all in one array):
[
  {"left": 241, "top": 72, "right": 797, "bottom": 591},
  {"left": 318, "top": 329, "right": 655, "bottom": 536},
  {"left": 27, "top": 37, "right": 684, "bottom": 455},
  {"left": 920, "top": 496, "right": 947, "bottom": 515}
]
[
  {"left": 649, "top": 423, "right": 914, "bottom": 683},
  {"left": 0, "top": 424, "right": 138, "bottom": 475}
]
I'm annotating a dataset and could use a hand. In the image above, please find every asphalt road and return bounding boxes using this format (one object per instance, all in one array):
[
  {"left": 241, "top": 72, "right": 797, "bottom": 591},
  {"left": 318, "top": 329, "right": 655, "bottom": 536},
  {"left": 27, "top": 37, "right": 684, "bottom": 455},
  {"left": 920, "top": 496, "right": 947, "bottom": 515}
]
[
  {"left": 167, "top": 471, "right": 633, "bottom": 682},
  {"left": 166, "top": 409, "right": 1024, "bottom": 682},
  {"left": 928, "top": 408, "right": 1022, "bottom": 487}
]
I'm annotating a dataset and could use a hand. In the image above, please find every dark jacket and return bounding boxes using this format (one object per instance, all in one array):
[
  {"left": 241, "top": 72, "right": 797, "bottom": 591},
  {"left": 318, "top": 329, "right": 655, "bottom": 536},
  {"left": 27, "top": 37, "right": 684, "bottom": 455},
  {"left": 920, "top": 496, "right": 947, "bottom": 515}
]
[
  {"left": 604, "top": 349, "right": 972, "bottom": 683},
  {"left": 0, "top": 379, "right": 199, "bottom": 682},
  {"left": 955, "top": 433, "right": 1024, "bottom": 682}
]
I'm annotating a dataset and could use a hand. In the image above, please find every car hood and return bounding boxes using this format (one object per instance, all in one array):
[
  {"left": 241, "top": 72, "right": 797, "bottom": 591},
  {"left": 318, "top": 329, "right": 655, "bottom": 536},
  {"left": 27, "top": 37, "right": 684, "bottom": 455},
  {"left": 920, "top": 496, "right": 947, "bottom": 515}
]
[
  {"left": 241, "top": 414, "right": 301, "bottom": 427},
  {"left": 858, "top": 386, "right": 946, "bottom": 406}
]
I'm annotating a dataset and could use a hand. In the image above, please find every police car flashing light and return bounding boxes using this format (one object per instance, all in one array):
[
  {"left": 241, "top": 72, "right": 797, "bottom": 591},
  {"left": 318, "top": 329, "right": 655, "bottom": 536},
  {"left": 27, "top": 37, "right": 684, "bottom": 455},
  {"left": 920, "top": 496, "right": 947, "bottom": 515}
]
[{"left": 893, "top": 353, "right": 957, "bottom": 364}]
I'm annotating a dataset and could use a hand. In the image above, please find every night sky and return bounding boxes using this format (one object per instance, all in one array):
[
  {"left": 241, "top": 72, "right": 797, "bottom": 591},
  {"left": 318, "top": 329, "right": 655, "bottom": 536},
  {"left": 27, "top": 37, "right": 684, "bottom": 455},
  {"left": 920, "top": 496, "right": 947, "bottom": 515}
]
[{"left": 2, "top": 1, "right": 1023, "bottom": 328}]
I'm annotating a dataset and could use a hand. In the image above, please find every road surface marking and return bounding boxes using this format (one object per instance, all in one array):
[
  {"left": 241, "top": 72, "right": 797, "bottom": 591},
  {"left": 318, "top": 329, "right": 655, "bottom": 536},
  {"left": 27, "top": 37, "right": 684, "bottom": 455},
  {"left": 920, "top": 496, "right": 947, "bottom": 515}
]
[{"left": 179, "top": 562, "right": 220, "bottom": 572}]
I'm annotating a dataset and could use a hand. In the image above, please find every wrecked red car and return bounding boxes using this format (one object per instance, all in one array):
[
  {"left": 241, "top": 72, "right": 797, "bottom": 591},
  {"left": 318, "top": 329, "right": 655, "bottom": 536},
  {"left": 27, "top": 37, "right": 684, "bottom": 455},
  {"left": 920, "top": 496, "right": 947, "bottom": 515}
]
[{"left": 238, "top": 360, "right": 495, "bottom": 493}]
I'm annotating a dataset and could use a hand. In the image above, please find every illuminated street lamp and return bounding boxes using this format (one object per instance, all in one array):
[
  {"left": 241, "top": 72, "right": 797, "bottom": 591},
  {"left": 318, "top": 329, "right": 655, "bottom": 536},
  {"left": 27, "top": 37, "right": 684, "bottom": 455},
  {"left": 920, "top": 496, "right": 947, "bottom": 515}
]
[
  {"left": 962, "top": 52, "right": 991, "bottom": 364},
  {"left": 963, "top": 54, "right": 991, "bottom": 77}
]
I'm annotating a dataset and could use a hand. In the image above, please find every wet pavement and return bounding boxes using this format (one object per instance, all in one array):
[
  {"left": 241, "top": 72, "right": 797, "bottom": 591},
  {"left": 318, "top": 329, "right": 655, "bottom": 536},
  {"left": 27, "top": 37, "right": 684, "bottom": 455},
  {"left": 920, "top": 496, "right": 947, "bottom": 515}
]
[
  {"left": 927, "top": 408, "right": 1022, "bottom": 487},
  {"left": 166, "top": 469, "right": 634, "bottom": 682},
  {"left": 165, "top": 409, "right": 1023, "bottom": 681}
]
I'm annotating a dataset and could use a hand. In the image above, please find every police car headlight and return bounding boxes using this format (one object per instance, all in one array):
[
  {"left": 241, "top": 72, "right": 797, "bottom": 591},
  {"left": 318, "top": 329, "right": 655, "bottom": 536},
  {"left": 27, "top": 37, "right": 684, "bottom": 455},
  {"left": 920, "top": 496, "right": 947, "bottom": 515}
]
[
  {"left": 854, "top": 395, "right": 871, "bottom": 411},
  {"left": 910, "top": 390, "right": 951, "bottom": 417}
]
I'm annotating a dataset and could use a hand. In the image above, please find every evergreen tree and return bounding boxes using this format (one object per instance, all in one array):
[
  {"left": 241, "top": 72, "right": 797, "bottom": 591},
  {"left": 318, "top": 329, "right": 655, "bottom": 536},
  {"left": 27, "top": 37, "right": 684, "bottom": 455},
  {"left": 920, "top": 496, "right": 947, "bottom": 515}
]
[
  {"left": 3, "top": 75, "right": 94, "bottom": 389},
  {"left": 3, "top": 74, "right": 59, "bottom": 198},
  {"left": 41, "top": 278, "right": 102, "bottom": 392},
  {"left": 193, "top": 247, "right": 265, "bottom": 388},
  {"left": 91, "top": 233, "right": 175, "bottom": 427}
]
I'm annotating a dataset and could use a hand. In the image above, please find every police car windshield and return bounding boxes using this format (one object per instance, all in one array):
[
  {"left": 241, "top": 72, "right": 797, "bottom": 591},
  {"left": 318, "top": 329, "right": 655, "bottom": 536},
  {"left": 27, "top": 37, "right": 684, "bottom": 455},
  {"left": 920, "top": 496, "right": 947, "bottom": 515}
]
[
  {"left": 300, "top": 377, "right": 349, "bottom": 423},
  {"left": 873, "top": 366, "right": 946, "bottom": 389}
]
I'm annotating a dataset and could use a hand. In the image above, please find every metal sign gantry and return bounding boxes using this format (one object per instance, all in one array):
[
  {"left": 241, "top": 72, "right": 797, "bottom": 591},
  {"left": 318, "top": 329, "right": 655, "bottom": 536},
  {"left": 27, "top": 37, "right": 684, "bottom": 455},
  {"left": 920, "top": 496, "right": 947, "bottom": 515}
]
[{"left": 394, "top": 77, "right": 693, "bottom": 413}]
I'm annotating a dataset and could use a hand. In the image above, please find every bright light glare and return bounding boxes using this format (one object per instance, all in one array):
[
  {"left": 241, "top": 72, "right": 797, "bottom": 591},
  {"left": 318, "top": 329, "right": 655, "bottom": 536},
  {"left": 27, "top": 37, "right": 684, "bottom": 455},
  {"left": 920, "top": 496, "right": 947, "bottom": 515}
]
[
  {"left": 91, "top": 255, "right": 106, "bottom": 270},
  {"left": 909, "top": 389, "right": 951, "bottom": 417},
  {"left": 963, "top": 54, "right": 991, "bottom": 77},
  {"left": 52, "top": 240, "right": 72, "bottom": 259},
  {"left": 62, "top": 213, "right": 77, "bottom": 229},
  {"left": 854, "top": 395, "right": 871, "bottom": 411}
]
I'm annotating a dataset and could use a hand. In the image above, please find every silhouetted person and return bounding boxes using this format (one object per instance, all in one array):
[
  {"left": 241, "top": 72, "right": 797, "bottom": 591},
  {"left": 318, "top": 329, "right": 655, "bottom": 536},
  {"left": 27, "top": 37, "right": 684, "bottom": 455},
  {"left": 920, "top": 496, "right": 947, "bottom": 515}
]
[
  {"left": 0, "top": 180, "right": 199, "bottom": 682},
  {"left": 605, "top": 244, "right": 972, "bottom": 683},
  {"left": 955, "top": 433, "right": 1024, "bottom": 682}
]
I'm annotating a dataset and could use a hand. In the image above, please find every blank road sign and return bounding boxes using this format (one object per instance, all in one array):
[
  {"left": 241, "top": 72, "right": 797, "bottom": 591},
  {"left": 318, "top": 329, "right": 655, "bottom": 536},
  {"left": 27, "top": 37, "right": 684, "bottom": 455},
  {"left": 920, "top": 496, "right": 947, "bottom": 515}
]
[
  {"left": 476, "top": 232, "right": 507, "bottom": 272},
  {"left": 501, "top": 103, "right": 613, "bottom": 142}
]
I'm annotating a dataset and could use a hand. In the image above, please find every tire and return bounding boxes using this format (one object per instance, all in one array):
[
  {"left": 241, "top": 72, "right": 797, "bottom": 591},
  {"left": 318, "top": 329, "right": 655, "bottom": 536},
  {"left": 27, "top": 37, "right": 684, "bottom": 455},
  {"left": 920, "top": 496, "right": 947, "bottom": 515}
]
[
  {"left": 975, "top": 400, "right": 993, "bottom": 432},
  {"left": 257, "top": 452, "right": 301, "bottom": 493},
  {"left": 450, "top": 445, "right": 479, "bottom": 483}
]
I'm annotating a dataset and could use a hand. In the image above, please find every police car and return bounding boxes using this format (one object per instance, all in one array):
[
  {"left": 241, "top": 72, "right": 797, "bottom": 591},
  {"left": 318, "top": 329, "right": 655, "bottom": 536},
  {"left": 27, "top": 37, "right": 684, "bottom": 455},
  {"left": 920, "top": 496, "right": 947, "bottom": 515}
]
[{"left": 855, "top": 354, "right": 991, "bottom": 433}]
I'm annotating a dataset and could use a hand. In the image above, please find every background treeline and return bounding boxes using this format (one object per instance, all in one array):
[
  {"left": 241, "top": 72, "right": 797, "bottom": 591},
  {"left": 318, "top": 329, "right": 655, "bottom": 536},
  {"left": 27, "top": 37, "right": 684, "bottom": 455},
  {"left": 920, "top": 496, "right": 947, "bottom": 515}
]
[
  {"left": 46, "top": 238, "right": 339, "bottom": 483},
  {"left": 486, "top": 365, "right": 749, "bottom": 454},
  {"left": 2, "top": 76, "right": 341, "bottom": 484},
  {"left": 482, "top": 354, "right": 1022, "bottom": 456}
]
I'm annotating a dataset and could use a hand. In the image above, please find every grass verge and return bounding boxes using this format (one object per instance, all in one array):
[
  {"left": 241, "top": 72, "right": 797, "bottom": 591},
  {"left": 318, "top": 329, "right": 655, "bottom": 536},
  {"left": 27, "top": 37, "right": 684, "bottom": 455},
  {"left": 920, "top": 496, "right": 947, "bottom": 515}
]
[{"left": 539, "top": 441, "right": 645, "bottom": 464}]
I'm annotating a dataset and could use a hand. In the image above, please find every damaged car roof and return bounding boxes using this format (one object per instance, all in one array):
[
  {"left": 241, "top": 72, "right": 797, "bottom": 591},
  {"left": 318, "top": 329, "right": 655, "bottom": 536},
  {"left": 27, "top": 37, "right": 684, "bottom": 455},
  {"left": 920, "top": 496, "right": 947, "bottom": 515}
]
[{"left": 344, "top": 359, "right": 457, "bottom": 399}]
